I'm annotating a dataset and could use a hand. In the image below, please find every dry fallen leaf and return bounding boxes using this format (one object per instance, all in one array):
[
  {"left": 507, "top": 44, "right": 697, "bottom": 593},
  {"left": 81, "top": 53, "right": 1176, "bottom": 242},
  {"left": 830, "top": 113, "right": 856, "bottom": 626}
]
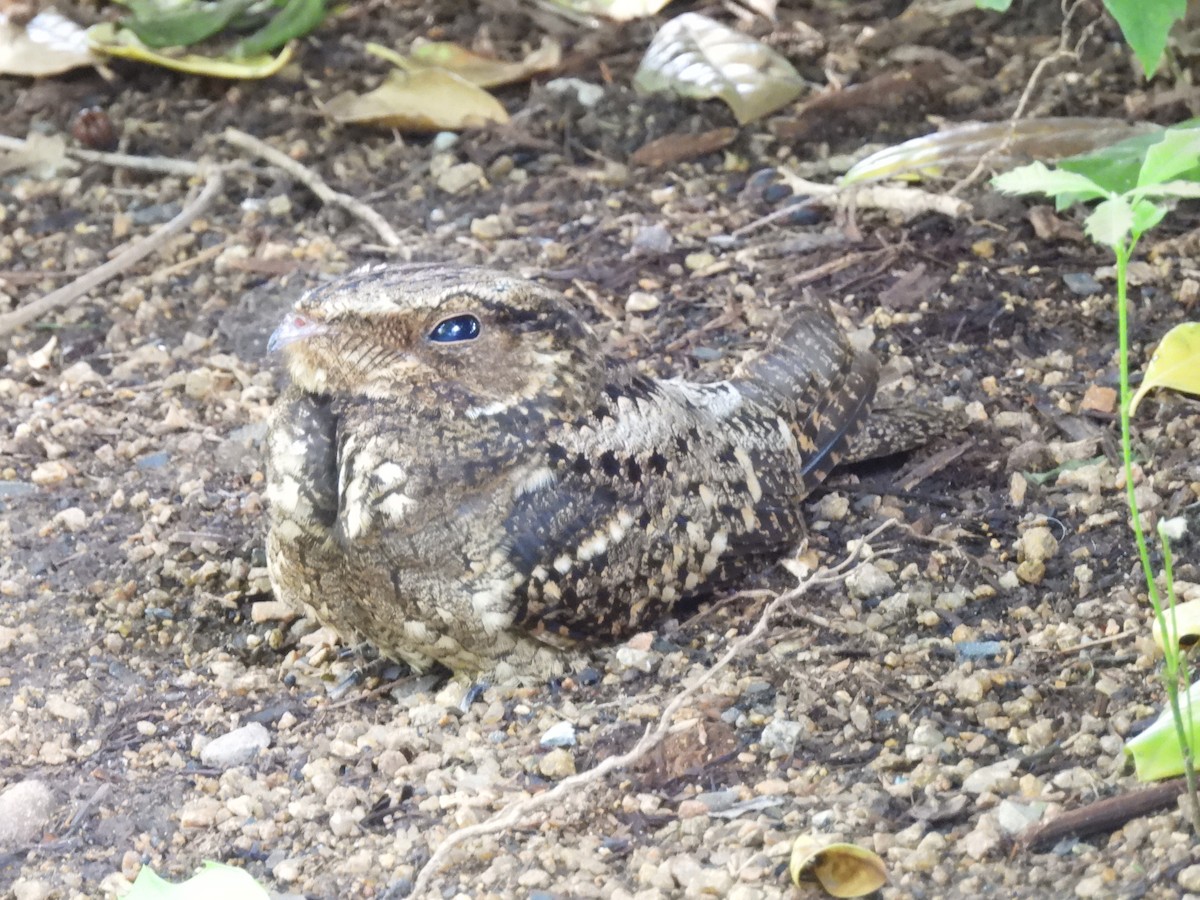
[
  {"left": 843, "top": 117, "right": 1156, "bottom": 184},
  {"left": 323, "top": 68, "right": 509, "bottom": 131},
  {"left": 0, "top": 132, "right": 78, "bottom": 178},
  {"left": 629, "top": 127, "right": 738, "bottom": 168},
  {"left": 789, "top": 836, "right": 889, "bottom": 898},
  {"left": 633, "top": 13, "right": 804, "bottom": 125},
  {"left": 367, "top": 38, "right": 561, "bottom": 88},
  {"left": 0, "top": 9, "right": 95, "bottom": 76}
]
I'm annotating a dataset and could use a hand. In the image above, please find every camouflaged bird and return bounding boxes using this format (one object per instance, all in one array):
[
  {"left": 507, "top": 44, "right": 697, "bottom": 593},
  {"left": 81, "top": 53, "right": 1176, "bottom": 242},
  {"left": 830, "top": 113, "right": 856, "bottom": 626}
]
[{"left": 265, "top": 263, "right": 897, "bottom": 678}]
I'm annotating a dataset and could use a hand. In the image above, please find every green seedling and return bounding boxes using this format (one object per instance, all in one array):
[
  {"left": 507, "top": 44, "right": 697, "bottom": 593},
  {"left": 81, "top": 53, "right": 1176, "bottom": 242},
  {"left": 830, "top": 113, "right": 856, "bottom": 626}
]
[
  {"left": 994, "top": 124, "right": 1200, "bottom": 829},
  {"left": 127, "top": 861, "right": 271, "bottom": 900}
]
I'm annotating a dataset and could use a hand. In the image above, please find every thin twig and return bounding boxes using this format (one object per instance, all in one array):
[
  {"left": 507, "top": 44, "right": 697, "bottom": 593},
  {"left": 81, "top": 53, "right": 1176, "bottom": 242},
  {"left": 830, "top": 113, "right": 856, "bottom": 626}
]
[
  {"left": 222, "top": 127, "right": 403, "bottom": 249},
  {"left": 948, "top": 0, "right": 1098, "bottom": 195},
  {"left": 0, "top": 167, "right": 226, "bottom": 338},
  {"left": 409, "top": 521, "right": 895, "bottom": 897},
  {"left": 0, "top": 134, "right": 201, "bottom": 177},
  {"left": 1018, "top": 778, "right": 1187, "bottom": 851},
  {"left": 732, "top": 176, "right": 969, "bottom": 239}
]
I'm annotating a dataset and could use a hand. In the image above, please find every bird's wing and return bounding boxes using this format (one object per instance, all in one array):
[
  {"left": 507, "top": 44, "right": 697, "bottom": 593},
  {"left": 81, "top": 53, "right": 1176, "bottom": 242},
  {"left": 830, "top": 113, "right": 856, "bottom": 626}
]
[{"left": 499, "top": 374, "right": 807, "bottom": 641}]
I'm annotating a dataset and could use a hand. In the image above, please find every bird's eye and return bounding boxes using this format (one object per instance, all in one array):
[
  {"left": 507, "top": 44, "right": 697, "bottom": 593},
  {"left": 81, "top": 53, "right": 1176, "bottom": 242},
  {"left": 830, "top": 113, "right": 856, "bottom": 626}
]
[{"left": 429, "top": 314, "right": 481, "bottom": 344}]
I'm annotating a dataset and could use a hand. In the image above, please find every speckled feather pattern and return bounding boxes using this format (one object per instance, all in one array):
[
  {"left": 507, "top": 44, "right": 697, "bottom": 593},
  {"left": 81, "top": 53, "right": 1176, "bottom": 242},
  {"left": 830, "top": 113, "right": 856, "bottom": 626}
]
[{"left": 265, "top": 263, "right": 881, "bottom": 678}]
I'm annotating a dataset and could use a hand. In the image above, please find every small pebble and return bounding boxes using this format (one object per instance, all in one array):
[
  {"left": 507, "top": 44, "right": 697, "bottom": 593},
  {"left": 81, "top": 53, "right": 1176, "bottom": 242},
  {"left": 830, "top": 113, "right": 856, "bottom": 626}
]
[
  {"left": 30, "top": 461, "right": 69, "bottom": 486},
  {"left": 1062, "top": 272, "right": 1102, "bottom": 295},
  {"left": 544, "top": 78, "right": 604, "bottom": 107},
  {"left": 540, "top": 721, "right": 576, "bottom": 748},
  {"left": 631, "top": 224, "right": 673, "bottom": 255},
  {"left": 0, "top": 780, "right": 54, "bottom": 849},
  {"left": 846, "top": 561, "right": 895, "bottom": 599},
  {"left": 539, "top": 748, "right": 576, "bottom": 779},
  {"left": 625, "top": 291, "right": 660, "bottom": 313},
  {"left": 435, "top": 162, "right": 485, "bottom": 195},
  {"left": 199, "top": 722, "right": 270, "bottom": 768}
]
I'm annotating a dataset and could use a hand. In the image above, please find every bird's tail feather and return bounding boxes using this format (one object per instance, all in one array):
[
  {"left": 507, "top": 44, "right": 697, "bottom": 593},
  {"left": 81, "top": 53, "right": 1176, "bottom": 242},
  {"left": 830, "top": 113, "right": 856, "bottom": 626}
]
[{"left": 732, "top": 306, "right": 878, "bottom": 492}]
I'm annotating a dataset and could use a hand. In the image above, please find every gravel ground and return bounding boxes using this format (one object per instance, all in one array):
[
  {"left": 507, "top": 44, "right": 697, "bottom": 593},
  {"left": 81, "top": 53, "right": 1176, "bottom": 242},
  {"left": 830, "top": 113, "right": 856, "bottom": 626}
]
[{"left": 4, "top": 3, "right": 1200, "bottom": 898}]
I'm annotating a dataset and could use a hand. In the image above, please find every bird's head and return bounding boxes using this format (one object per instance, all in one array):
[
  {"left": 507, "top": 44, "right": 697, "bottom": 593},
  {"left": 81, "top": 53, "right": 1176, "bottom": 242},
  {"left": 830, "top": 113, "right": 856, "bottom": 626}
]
[{"left": 269, "top": 264, "right": 604, "bottom": 414}]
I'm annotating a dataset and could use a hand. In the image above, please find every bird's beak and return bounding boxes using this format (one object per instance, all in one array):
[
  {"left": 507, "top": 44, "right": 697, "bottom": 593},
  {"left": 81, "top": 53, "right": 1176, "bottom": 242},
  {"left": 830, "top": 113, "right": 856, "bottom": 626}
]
[{"left": 268, "top": 313, "right": 329, "bottom": 353}]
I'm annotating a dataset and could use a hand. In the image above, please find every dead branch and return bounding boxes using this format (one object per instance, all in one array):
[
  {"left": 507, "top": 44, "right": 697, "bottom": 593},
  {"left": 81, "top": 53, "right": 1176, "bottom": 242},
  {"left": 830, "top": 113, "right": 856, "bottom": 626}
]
[
  {"left": 1018, "top": 778, "right": 1187, "bottom": 851},
  {"left": 0, "top": 133, "right": 202, "bottom": 177},
  {"left": 222, "top": 127, "right": 403, "bottom": 249}
]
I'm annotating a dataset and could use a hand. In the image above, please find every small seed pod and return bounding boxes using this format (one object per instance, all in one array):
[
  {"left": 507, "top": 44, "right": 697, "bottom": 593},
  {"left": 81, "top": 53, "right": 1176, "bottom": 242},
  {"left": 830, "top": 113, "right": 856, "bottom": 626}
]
[{"left": 70, "top": 107, "right": 118, "bottom": 152}]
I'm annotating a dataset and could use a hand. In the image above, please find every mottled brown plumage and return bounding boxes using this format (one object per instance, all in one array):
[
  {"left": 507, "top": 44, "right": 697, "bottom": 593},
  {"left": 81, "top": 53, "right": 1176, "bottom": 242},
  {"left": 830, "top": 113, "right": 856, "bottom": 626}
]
[{"left": 264, "top": 263, "right": 897, "bottom": 678}]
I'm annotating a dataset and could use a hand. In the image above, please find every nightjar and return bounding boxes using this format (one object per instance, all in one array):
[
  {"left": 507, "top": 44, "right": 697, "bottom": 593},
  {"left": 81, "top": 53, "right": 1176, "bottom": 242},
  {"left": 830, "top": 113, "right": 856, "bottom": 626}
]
[{"left": 265, "top": 263, "right": 898, "bottom": 678}]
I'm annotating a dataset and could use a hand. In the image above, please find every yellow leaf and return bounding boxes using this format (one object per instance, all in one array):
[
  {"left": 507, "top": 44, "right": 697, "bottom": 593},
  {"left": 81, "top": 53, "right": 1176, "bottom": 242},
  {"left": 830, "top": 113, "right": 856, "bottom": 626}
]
[
  {"left": 365, "top": 39, "right": 560, "bottom": 89},
  {"left": 1152, "top": 598, "right": 1200, "bottom": 655},
  {"left": 86, "top": 23, "right": 293, "bottom": 78},
  {"left": 789, "top": 836, "right": 888, "bottom": 898},
  {"left": 323, "top": 69, "right": 509, "bottom": 132},
  {"left": 1131, "top": 322, "right": 1200, "bottom": 414}
]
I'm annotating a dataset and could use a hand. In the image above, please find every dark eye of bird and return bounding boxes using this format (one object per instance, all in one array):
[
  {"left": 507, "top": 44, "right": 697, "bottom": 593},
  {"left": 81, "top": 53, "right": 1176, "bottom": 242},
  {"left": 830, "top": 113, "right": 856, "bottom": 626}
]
[{"left": 429, "top": 314, "right": 481, "bottom": 344}]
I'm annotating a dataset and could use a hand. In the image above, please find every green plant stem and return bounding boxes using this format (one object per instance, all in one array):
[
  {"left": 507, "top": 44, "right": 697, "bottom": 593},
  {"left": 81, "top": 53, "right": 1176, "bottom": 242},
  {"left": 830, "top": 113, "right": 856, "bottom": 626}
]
[{"left": 1116, "top": 241, "right": 1200, "bottom": 834}]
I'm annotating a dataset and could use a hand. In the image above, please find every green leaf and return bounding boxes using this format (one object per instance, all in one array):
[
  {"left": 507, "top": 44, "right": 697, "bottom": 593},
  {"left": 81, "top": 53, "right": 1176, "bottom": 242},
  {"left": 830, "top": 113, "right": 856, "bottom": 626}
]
[
  {"left": 1058, "top": 121, "right": 1200, "bottom": 195},
  {"left": 126, "top": 862, "right": 271, "bottom": 900},
  {"left": 1139, "top": 127, "right": 1200, "bottom": 187},
  {"left": 119, "top": 0, "right": 256, "bottom": 49},
  {"left": 1129, "top": 198, "right": 1168, "bottom": 238},
  {"left": 1131, "top": 321, "right": 1200, "bottom": 413},
  {"left": 1136, "top": 180, "right": 1200, "bottom": 200},
  {"left": 975, "top": 0, "right": 1011, "bottom": 9},
  {"left": 991, "top": 161, "right": 1107, "bottom": 201},
  {"left": 1125, "top": 681, "right": 1200, "bottom": 781},
  {"left": 1102, "top": 0, "right": 1187, "bottom": 79},
  {"left": 231, "top": 0, "right": 325, "bottom": 57},
  {"left": 1084, "top": 196, "right": 1135, "bottom": 248}
]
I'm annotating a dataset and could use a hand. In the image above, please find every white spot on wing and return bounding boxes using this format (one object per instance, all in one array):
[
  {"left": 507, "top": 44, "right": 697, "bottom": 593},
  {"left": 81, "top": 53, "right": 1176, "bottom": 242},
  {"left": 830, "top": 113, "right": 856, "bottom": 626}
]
[
  {"left": 377, "top": 492, "right": 417, "bottom": 521},
  {"left": 733, "top": 447, "right": 763, "bottom": 503},
  {"left": 374, "top": 462, "right": 406, "bottom": 485},
  {"left": 514, "top": 466, "right": 556, "bottom": 497},
  {"left": 466, "top": 400, "right": 510, "bottom": 419}
]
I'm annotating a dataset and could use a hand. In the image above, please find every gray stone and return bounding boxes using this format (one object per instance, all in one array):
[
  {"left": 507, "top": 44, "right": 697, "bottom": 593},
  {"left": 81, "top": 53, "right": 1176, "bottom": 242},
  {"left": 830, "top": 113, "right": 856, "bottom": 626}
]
[
  {"left": 760, "top": 718, "right": 804, "bottom": 753},
  {"left": 199, "top": 722, "right": 270, "bottom": 768},
  {"left": 0, "top": 780, "right": 55, "bottom": 849}
]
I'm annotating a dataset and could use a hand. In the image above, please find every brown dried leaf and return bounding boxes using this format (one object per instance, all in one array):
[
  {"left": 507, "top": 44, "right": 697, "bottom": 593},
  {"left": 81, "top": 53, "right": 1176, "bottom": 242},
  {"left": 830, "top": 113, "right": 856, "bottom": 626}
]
[
  {"left": 324, "top": 69, "right": 509, "bottom": 132},
  {"left": 629, "top": 127, "right": 738, "bottom": 168},
  {"left": 367, "top": 38, "right": 561, "bottom": 89},
  {"left": 1027, "top": 205, "right": 1085, "bottom": 242},
  {"left": 773, "top": 62, "right": 955, "bottom": 144}
]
